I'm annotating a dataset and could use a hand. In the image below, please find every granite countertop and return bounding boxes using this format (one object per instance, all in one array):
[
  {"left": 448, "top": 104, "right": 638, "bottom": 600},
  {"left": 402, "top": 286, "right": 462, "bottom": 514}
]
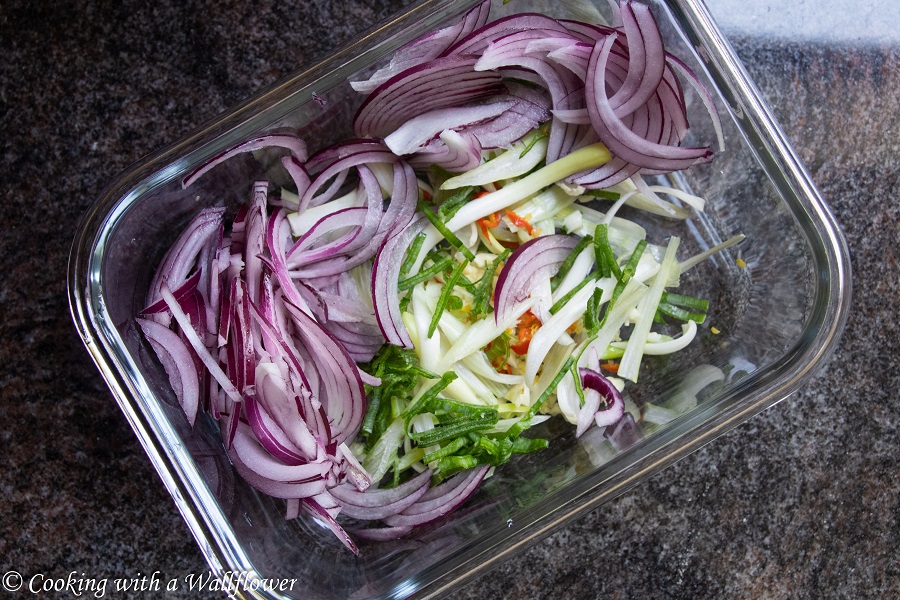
[{"left": 1, "top": 1, "right": 897, "bottom": 598}]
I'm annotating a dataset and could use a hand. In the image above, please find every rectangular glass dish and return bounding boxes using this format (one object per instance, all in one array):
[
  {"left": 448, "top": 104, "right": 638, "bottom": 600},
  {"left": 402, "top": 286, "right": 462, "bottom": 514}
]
[{"left": 68, "top": 1, "right": 851, "bottom": 598}]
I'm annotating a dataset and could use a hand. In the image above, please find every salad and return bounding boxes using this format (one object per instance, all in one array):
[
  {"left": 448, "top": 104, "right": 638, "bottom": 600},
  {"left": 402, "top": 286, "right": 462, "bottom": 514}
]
[{"left": 137, "top": 0, "right": 743, "bottom": 553}]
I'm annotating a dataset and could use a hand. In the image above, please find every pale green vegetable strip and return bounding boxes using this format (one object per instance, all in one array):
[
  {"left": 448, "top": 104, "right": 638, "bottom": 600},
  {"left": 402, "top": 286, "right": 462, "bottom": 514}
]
[
  {"left": 410, "top": 285, "right": 483, "bottom": 406},
  {"left": 286, "top": 188, "right": 360, "bottom": 237},
  {"left": 444, "top": 143, "right": 611, "bottom": 232},
  {"left": 618, "top": 236, "right": 681, "bottom": 382},
  {"left": 525, "top": 278, "right": 607, "bottom": 386},
  {"left": 510, "top": 186, "right": 577, "bottom": 224},
  {"left": 409, "top": 144, "right": 611, "bottom": 275},
  {"left": 611, "top": 320, "right": 697, "bottom": 356},
  {"left": 580, "top": 278, "right": 650, "bottom": 371},
  {"left": 678, "top": 234, "right": 747, "bottom": 274},
  {"left": 362, "top": 417, "right": 406, "bottom": 483},
  {"left": 441, "top": 136, "right": 548, "bottom": 190},
  {"left": 435, "top": 298, "right": 536, "bottom": 373}
]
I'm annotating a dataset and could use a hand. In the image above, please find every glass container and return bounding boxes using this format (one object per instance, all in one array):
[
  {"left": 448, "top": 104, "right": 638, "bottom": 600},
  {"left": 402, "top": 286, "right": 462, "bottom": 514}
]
[{"left": 68, "top": 1, "right": 851, "bottom": 598}]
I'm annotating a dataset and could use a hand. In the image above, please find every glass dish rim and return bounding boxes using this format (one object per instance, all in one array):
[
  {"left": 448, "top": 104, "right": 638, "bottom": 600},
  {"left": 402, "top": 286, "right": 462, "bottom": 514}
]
[{"left": 67, "top": 0, "right": 852, "bottom": 597}]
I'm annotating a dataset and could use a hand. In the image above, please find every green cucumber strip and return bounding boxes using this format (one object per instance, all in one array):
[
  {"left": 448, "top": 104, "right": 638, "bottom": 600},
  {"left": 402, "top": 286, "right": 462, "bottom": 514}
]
[
  {"left": 402, "top": 372, "right": 458, "bottom": 422},
  {"left": 550, "top": 273, "right": 597, "bottom": 314},
  {"left": 428, "top": 259, "right": 469, "bottom": 337},
  {"left": 409, "top": 414, "right": 498, "bottom": 447},
  {"left": 399, "top": 232, "right": 427, "bottom": 280},
  {"left": 422, "top": 436, "right": 469, "bottom": 464},
  {"left": 418, "top": 201, "right": 475, "bottom": 261},
  {"left": 399, "top": 256, "right": 454, "bottom": 291},
  {"left": 552, "top": 234, "right": 593, "bottom": 292}
]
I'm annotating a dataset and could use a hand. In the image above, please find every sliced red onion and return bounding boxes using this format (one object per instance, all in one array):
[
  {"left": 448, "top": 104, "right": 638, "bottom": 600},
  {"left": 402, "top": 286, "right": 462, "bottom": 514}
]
[
  {"left": 558, "top": 19, "right": 617, "bottom": 43},
  {"left": 283, "top": 301, "right": 366, "bottom": 446},
  {"left": 280, "top": 155, "right": 312, "bottom": 201},
  {"left": 330, "top": 469, "right": 432, "bottom": 520},
  {"left": 225, "top": 279, "right": 256, "bottom": 396},
  {"left": 299, "top": 141, "right": 397, "bottom": 212},
  {"left": 252, "top": 360, "right": 322, "bottom": 462},
  {"left": 474, "top": 35, "right": 585, "bottom": 163},
  {"left": 604, "top": 411, "right": 642, "bottom": 452},
  {"left": 666, "top": 53, "right": 725, "bottom": 152},
  {"left": 231, "top": 424, "right": 330, "bottom": 484},
  {"left": 303, "top": 497, "right": 359, "bottom": 555},
  {"left": 137, "top": 317, "right": 200, "bottom": 427},
  {"left": 324, "top": 319, "right": 385, "bottom": 363},
  {"left": 608, "top": 1, "right": 666, "bottom": 118},
  {"left": 289, "top": 159, "right": 417, "bottom": 280},
  {"left": 161, "top": 286, "right": 242, "bottom": 407},
  {"left": 493, "top": 234, "right": 579, "bottom": 324},
  {"left": 383, "top": 465, "right": 489, "bottom": 527},
  {"left": 443, "top": 13, "right": 570, "bottom": 56},
  {"left": 140, "top": 269, "right": 202, "bottom": 315},
  {"left": 385, "top": 100, "right": 515, "bottom": 156},
  {"left": 350, "top": 0, "right": 491, "bottom": 93},
  {"left": 456, "top": 83, "right": 551, "bottom": 149},
  {"left": 407, "top": 130, "right": 483, "bottom": 174},
  {"left": 286, "top": 207, "right": 369, "bottom": 266},
  {"left": 371, "top": 215, "right": 428, "bottom": 348},
  {"left": 182, "top": 132, "right": 308, "bottom": 189},
  {"left": 244, "top": 392, "right": 310, "bottom": 466},
  {"left": 348, "top": 525, "right": 413, "bottom": 541},
  {"left": 585, "top": 33, "right": 713, "bottom": 171},
  {"left": 229, "top": 448, "right": 327, "bottom": 500},
  {"left": 580, "top": 367, "right": 626, "bottom": 428},
  {"left": 246, "top": 294, "right": 331, "bottom": 446},
  {"left": 353, "top": 57, "right": 506, "bottom": 139},
  {"left": 146, "top": 207, "right": 224, "bottom": 322},
  {"left": 242, "top": 182, "right": 269, "bottom": 305}
]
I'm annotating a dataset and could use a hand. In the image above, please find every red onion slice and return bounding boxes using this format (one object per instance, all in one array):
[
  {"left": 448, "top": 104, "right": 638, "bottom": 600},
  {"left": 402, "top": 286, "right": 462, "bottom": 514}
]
[
  {"left": 371, "top": 215, "right": 428, "bottom": 348},
  {"left": 244, "top": 392, "right": 310, "bottom": 466},
  {"left": 283, "top": 301, "right": 366, "bottom": 446},
  {"left": 493, "top": 234, "right": 579, "bottom": 324},
  {"left": 229, "top": 451, "right": 327, "bottom": 500},
  {"left": 579, "top": 367, "right": 625, "bottom": 428},
  {"left": 330, "top": 469, "right": 432, "bottom": 520},
  {"left": 585, "top": 33, "right": 713, "bottom": 171},
  {"left": 231, "top": 424, "right": 330, "bottom": 484},
  {"left": 350, "top": 0, "right": 491, "bottom": 93},
  {"left": 182, "top": 132, "right": 308, "bottom": 189},
  {"left": 137, "top": 317, "right": 200, "bottom": 427},
  {"left": 146, "top": 207, "right": 224, "bottom": 321},
  {"left": 252, "top": 361, "right": 322, "bottom": 462},
  {"left": 384, "top": 100, "right": 515, "bottom": 156},
  {"left": 608, "top": 1, "right": 666, "bottom": 118},
  {"left": 383, "top": 465, "right": 489, "bottom": 527},
  {"left": 407, "top": 129, "right": 483, "bottom": 173},
  {"left": 443, "top": 13, "right": 571, "bottom": 56},
  {"left": 140, "top": 269, "right": 202, "bottom": 315},
  {"left": 353, "top": 57, "right": 506, "bottom": 139},
  {"left": 303, "top": 498, "right": 359, "bottom": 555}
]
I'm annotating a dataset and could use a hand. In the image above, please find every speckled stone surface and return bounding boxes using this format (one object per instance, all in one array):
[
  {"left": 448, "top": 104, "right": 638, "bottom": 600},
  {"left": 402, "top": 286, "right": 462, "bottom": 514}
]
[{"left": 1, "top": 1, "right": 897, "bottom": 599}]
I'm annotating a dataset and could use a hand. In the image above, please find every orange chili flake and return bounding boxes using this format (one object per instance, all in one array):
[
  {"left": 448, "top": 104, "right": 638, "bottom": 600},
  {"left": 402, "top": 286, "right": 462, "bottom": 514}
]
[
  {"left": 421, "top": 189, "right": 432, "bottom": 201},
  {"left": 510, "top": 310, "right": 541, "bottom": 355},
  {"left": 504, "top": 209, "right": 535, "bottom": 235},
  {"left": 601, "top": 361, "right": 620, "bottom": 373},
  {"left": 476, "top": 210, "right": 501, "bottom": 237}
]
